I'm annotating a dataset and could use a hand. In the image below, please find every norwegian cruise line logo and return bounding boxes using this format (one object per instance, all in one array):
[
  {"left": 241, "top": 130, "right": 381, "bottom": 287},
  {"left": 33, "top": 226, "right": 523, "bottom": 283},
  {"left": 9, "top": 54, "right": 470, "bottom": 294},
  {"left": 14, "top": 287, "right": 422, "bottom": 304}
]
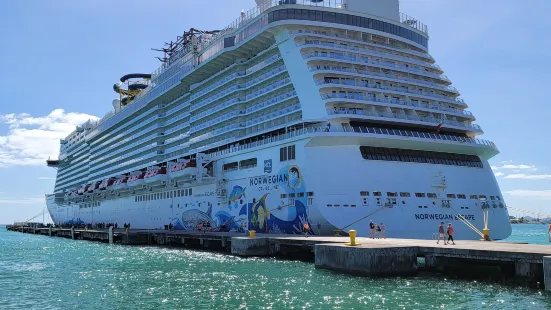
[{"left": 264, "top": 159, "right": 272, "bottom": 173}]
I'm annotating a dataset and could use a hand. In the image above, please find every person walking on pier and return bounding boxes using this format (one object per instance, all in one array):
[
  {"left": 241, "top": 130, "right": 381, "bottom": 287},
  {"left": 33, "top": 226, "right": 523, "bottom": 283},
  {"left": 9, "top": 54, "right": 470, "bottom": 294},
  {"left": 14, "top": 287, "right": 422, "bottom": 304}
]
[
  {"left": 437, "top": 222, "right": 446, "bottom": 244},
  {"left": 369, "top": 221, "right": 375, "bottom": 238},
  {"left": 447, "top": 223, "right": 455, "bottom": 245}
]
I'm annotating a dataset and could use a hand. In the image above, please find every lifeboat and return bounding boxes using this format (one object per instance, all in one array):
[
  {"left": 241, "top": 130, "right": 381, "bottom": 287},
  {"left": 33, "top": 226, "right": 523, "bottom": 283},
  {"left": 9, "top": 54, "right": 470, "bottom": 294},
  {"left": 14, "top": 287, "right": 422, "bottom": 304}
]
[
  {"left": 77, "top": 184, "right": 88, "bottom": 195},
  {"left": 109, "top": 176, "right": 128, "bottom": 190},
  {"left": 144, "top": 166, "right": 167, "bottom": 184},
  {"left": 87, "top": 181, "right": 101, "bottom": 193},
  {"left": 168, "top": 160, "right": 201, "bottom": 179},
  {"left": 99, "top": 178, "right": 115, "bottom": 190},
  {"left": 127, "top": 171, "right": 146, "bottom": 187}
]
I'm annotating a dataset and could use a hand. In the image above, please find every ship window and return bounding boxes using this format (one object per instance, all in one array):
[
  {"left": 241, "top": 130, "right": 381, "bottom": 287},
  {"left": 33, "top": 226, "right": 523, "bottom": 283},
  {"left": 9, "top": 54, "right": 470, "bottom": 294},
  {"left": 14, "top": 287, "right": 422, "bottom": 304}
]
[
  {"left": 427, "top": 193, "right": 437, "bottom": 198},
  {"left": 479, "top": 195, "right": 487, "bottom": 200},
  {"left": 457, "top": 194, "right": 467, "bottom": 199},
  {"left": 373, "top": 191, "right": 382, "bottom": 197},
  {"left": 307, "top": 192, "right": 314, "bottom": 197},
  {"left": 446, "top": 194, "right": 456, "bottom": 199},
  {"left": 470, "top": 195, "right": 478, "bottom": 199},
  {"left": 359, "top": 146, "right": 483, "bottom": 168},
  {"left": 281, "top": 194, "right": 287, "bottom": 198},
  {"left": 490, "top": 196, "right": 495, "bottom": 200},
  {"left": 184, "top": 189, "right": 188, "bottom": 196},
  {"left": 327, "top": 204, "right": 332, "bottom": 207},
  {"left": 387, "top": 192, "right": 397, "bottom": 197},
  {"left": 170, "top": 191, "right": 173, "bottom": 198},
  {"left": 307, "top": 197, "right": 313, "bottom": 206},
  {"left": 189, "top": 188, "right": 192, "bottom": 196},
  {"left": 240, "top": 158, "right": 257, "bottom": 169},
  {"left": 280, "top": 145, "right": 296, "bottom": 161},
  {"left": 360, "top": 191, "right": 369, "bottom": 196},
  {"left": 496, "top": 196, "right": 501, "bottom": 201},
  {"left": 334, "top": 204, "right": 341, "bottom": 207},
  {"left": 362, "top": 198, "right": 369, "bottom": 205},
  {"left": 351, "top": 204, "right": 357, "bottom": 207},
  {"left": 289, "top": 193, "right": 296, "bottom": 198},
  {"left": 415, "top": 193, "right": 426, "bottom": 197},
  {"left": 297, "top": 192, "right": 305, "bottom": 197},
  {"left": 280, "top": 147, "right": 287, "bottom": 161},
  {"left": 400, "top": 192, "right": 410, "bottom": 197},
  {"left": 224, "top": 162, "right": 238, "bottom": 171}
]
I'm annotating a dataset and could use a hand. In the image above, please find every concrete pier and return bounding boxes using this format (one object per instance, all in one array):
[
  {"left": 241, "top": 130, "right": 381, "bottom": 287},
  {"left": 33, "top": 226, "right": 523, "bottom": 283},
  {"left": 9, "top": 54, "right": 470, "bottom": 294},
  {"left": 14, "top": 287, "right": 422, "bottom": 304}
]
[
  {"left": 315, "top": 244, "right": 418, "bottom": 276},
  {"left": 6, "top": 225, "right": 551, "bottom": 289}
]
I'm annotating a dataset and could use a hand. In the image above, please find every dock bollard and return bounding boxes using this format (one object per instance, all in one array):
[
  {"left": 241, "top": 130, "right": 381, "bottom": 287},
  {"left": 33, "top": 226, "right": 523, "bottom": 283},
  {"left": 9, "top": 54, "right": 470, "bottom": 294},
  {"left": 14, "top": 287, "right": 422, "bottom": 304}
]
[
  {"left": 248, "top": 230, "right": 256, "bottom": 238},
  {"left": 483, "top": 228, "right": 490, "bottom": 241},
  {"left": 345, "top": 230, "right": 360, "bottom": 246}
]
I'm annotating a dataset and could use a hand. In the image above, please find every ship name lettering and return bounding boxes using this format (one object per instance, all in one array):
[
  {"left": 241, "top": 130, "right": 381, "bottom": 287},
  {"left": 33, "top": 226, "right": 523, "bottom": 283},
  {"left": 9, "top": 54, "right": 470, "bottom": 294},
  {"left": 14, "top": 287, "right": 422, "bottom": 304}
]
[
  {"left": 414, "top": 214, "right": 475, "bottom": 221},
  {"left": 249, "top": 174, "right": 288, "bottom": 186}
]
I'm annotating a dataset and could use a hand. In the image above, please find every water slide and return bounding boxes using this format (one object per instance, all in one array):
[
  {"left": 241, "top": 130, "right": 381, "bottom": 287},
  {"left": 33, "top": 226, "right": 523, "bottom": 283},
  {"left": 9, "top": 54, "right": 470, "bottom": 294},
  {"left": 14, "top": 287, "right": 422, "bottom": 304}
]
[{"left": 113, "top": 73, "right": 151, "bottom": 105}]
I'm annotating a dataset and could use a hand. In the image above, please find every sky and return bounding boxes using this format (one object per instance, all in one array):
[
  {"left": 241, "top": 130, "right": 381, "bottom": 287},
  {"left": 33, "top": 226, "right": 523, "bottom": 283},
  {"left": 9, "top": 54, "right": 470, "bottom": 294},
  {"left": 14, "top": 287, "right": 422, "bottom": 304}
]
[{"left": 0, "top": 0, "right": 550, "bottom": 224}]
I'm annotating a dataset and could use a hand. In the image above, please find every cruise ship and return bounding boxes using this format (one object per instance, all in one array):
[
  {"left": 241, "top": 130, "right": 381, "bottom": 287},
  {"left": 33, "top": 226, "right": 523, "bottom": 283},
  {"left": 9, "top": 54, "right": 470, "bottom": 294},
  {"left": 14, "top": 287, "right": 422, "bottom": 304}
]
[{"left": 45, "top": 0, "right": 512, "bottom": 240}]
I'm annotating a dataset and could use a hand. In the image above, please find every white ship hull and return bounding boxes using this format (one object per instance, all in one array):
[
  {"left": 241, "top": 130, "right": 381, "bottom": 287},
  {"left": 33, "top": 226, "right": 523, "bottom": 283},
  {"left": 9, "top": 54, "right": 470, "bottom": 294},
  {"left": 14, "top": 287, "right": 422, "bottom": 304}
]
[{"left": 46, "top": 141, "right": 512, "bottom": 240}]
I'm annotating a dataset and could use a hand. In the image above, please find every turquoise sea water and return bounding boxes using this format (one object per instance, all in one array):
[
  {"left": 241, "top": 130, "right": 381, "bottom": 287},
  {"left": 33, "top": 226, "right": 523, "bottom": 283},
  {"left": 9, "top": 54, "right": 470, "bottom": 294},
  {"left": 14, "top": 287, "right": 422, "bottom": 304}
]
[{"left": 1, "top": 224, "right": 550, "bottom": 309}]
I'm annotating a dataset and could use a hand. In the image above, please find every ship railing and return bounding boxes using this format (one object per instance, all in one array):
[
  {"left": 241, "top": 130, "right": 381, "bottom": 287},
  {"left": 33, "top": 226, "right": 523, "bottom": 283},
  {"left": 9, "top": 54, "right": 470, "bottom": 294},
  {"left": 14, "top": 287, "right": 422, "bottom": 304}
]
[
  {"left": 325, "top": 107, "right": 481, "bottom": 131},
  {"left": 290, "top": 29, "right": 433, "bottom": 60},
  {"left": 320, "top": 91, "right": 472, "bottom": 118},
  {"left": 208, "top": 123, "right": 496, "bottom": 158},
  {"left": 297, "top": 40, "right": 438, "bottom": 71},
  {"left": 304, "top": 52, "right": 447, "bottom": 81}
]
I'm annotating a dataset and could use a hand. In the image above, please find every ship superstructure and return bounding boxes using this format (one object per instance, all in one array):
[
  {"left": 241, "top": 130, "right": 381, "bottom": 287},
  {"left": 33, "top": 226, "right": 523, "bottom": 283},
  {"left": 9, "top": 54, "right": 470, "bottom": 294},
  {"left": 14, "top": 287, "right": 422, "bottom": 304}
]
[{"left": 46, "top": 0, "right": 511, "bottom": 239}]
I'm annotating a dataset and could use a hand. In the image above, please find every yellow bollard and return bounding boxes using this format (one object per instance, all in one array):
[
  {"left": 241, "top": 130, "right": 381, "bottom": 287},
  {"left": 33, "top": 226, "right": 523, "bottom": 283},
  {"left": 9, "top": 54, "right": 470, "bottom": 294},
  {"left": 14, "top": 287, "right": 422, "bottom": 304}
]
[
  {"left": 345, "top": 230, "right": 360, "bottom": 246},
  {"left": 482, "top": 228, "right": 490, "bottom": 241},
  {"left": 248, "top": 230, "right": 256, "bottom": 238}
]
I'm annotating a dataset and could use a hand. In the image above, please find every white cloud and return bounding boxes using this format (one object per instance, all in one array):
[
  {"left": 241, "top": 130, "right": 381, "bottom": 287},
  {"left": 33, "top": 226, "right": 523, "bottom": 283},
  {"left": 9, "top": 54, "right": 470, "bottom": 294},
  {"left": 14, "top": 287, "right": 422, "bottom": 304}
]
[
  {"left": 0, "top": 109, "right": 98, "bottom": 168},
  {"left": 37, "top": 177, "right": 56, "bottom": 180},
  {"left": 491, "top": 164, "right": 537, "bottom": 171},
  {"left": 0, "top": 197, "right": 45, "bottom": 205},
  {"left": 494, "top": 172, "right": 504, "bottom": 177},
  {"left": 503, "top": 190, "right": 551, "bottom": 200},
  {"left": 504, "top": 174, "right": 551, "bottom": 180}
]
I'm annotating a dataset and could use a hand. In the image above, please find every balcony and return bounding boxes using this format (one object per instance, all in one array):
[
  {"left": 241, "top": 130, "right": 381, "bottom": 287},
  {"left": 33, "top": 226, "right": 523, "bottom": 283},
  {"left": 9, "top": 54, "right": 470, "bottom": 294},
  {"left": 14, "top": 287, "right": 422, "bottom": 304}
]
[
  {"left": 189, "top": 123, "right": 246, "bottom": 144},
  {"left": 319, "top": 86, "right": 472, "bottom": 118},
  {"left": 312, "top": 71, "right": 464, "bottom": 106},
  {"left": 325, "top": 107, "right": 482, "bottom": 133},
  {"left": 298, "top": 40, "right": 441, "bottom": 73},
  {"left": 246, "top": 104, "right": 302, "bottom": 127},
  {"left": 246, "top": 90, "right": 298, "bottom": 114},
  {"left": 303, "top": 52, "right": 451, "bottom": 83},
  {"left": 191, "top": 110, "right": 246, "bottom": 133}
]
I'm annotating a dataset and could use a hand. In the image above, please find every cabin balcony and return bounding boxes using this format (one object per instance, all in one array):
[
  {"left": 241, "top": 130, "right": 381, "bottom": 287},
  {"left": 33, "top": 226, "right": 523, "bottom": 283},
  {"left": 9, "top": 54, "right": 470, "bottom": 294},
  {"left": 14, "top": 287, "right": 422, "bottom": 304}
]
[
  {"left": 321, "top": 92, "right": 473, "bottom": 120},
  {"left": 289, "top": 29, "right": 431, "bottom": 61},
  {"left": 312, "top": 72, "right": 462, "bottom": 107},
  {"left": 303, "top": 52, "right": 451, "bottom": 84},
  {"left": 296, "top": 40, "right": 441, "bottom": 73},
  {"left": 326, "top": 108, "right": 482, "bottom": 134}
]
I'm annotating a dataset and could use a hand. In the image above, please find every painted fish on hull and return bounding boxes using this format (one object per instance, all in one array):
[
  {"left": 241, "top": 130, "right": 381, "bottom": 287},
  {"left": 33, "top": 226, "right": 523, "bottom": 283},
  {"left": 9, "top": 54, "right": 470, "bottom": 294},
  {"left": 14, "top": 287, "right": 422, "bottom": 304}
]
[
  {"left": 180, "top": 206, "right": 215, "bottom": 230},
  {"left": 228, "top": 185, "right": 246, "bottom": 211}
]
